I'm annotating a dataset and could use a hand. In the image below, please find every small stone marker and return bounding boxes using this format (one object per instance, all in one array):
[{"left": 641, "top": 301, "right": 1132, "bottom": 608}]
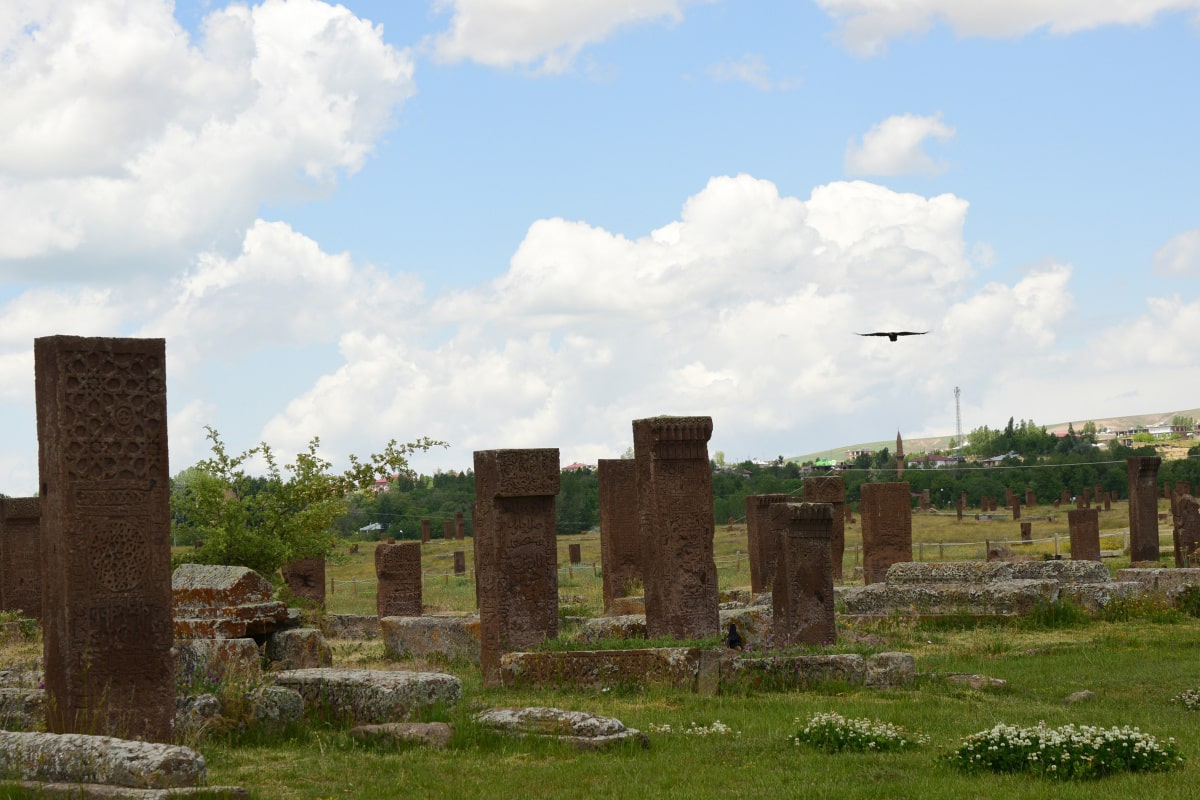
[
  {"left": 453, "top": 550, "right": 466, "bottom": 575},
  {"left": 1020, "top": 522, "right": 1032, "bottom": 542},
  {"left": 568, "top": 543, "right": 582, "bottom": 564}
]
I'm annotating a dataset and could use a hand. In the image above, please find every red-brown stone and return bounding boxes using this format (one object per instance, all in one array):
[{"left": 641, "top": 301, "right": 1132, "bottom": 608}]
[
  {"left": 598, "top": 459, "right": 641, "bottom": 613},
  {"left": 771, "top": 502, "right": 835, "bottom": 646},
  {"left": 1127, "top": 457, "right": 1162, "bottom": 563},
  {"left": 0, "top": 497, "right": 41, "bottom": 619},
  {"left": 802, "top": 476, "right": 845, "bottom": 580},
  {"left": 1068, "top": 508, "right": 1101, "bottom": 561},
  {"left": 745, "top": 494, "right": 790, "bottom": 594},
  {"left": 859, "top": 482, "right": 912, "bottom": 584},
  {"left": 376, "top": 542, "right": 422, "bottom": 617}
]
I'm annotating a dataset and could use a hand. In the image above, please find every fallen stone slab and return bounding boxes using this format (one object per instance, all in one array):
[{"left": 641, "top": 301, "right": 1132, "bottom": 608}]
[
  {"left": 944, "top": 673, "right": 1007, "bottom": 690},
  {"left": 885, "top": 560, "right": 1110, "bottom": 585},
  {"left": 500, "top": 648, "right": 702, "bottom": 691},
  {"left": 1114, "top": 568, "right": 1200, "bottom": 599},
  {"left": 326, "top": 614, "right": 379, "bottom": 640},
  {"left": 838, "top": 579, "right": 1060, "bottom": 615},
  {"left": 349, "top": 722, "right": 453, "bottom": 749},
  {"left": 380, "top": 615, "right": 480, "bottom": 665},
  {"left": 265, "top": 628, "right": 331, "bottom": 670},
  {"left": 1060, "top": 581, "right": 1144, "bottom": 610},
  {"left": 0, "top": 783, "right": 248, "bottom": 799},
  {"left": 172, "top": 564, "right": 290, "bottom": 640},
  {"left": 725, "top": 652, "right": 916, "bottom": 690},
  {"left": 0, "top": 731, "right": 205, "bottom": 789},
  {"left": 272, "top": 668, "right": 461, "bottom": 724},
  {"left": 575, "top": 615, "right": 646, "bottom": 643},
  {"left": 475, "top": 707, "right": 648, "bottom": 751}
]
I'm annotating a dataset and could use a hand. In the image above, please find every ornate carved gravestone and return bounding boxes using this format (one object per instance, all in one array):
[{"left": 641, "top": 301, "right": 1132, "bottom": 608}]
[
  {"left": 633, "top": 416, "right": 718, "bottom": 640},
  {"left": 455, "top": 512, "right": 465, "bottom": 541},
  {"left": 1127, "top": 457, "right": 1163, "bottom": 563},
  {"left": 0, "top": 497, "right": 42, "bottom": 619},
  {"left": 473, "top": 448, "right": 560, "bottom": 686},
  {"left": 745, "top": 494, "right": 790, "bottom": 594},
  {"left": 376, "top": 542, "right": 422, "bottom": 618},
  {"left": 453, "top": 550, "right": 466, "bottom": 575},
  {"left": 1176, "top": 495, "right": 1200, "bottom": 567},
  {"left": 421, "top": 518, "right": 430, "bottom": 544},
  {"left": 1068, "top": 508, "right": 1101, "bottom": 562},
  {"left": 34, "top": 335, "right": 173, "bottom": 742},
  {"left": 802, "top": 476, "right": 845, "bottom": 580},
  {"left": 282, "top": 557, "right": 325, "bottom": 606},
  {"left": 771, "top": 502, "right": 835, "bottom": 646},
  {"left": 859, "top": 482, "right": 912, "bottom": 584},
  {"left": 598, "top": 459, "right": 641, "bottom": 613}
]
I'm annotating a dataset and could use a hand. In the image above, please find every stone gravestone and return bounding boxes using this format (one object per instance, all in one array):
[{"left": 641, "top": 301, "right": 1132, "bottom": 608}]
[
  {"left": 34, "top": 335, "right": 174, "bottom": 742},
  {"left": 568, "top": 543, "right": 582, "bottom": 564},
  {"left": 771, "top": 502, "right": 835, "bottom": 646},
  {"left": 745, "top": 494, "right": 790, "bottom": 594},
  {"left": 1127, "top": 457, "right": 1163, "bottom": 563},
  {"left": 376, "top": 542, "right": 422, "bottom": 618},
  {"left": 0, "top": 497, "right": 42, "bottom": 619},
  {"left": 920, "top": 489, "right": 931, "bottom": 511},
  {"left": 1060, "top": 490, "right": 1070, "bottom": 507},
  {"left": 1075, "top": 494, "right": 1085, "bottom": 509},
  {"left": 1104, "top": 493, "right": 1112, "bottom": 512},
  {"left": 1025, "top": 489, "right": 1035, "bottom": 508},
  {"left": 1067, "top": 508, "right": 1101, "bottom": 562},
  {"left": 1096, "top": 485, "right": 1106, "bottom": 506},
  {"left": 473, "top": 448, "right": 560, "bottom": 687},
  {"left": 802, "top": 476, "right": 845, "bottom": 581},
  {"left": 1012, "top": 497, "right": 1021, "bottom": 521},
  {"left": 455, "top": 512, "right": 465, "bottom": 541},
  {"left": 420, "top": 518, "right": 430, "bottom": 544},
  {"left": 1020, "top": 522, "right": 1032, "bottom": 542},
  {"left": 443, "top": 520, "right": 452, "bottom": 540},
  {"left": 859, "top": 482, "right": 912, "bottom": 584},
  {"left": 597, "top": 459, "right": 642, "bottom": 614},
  {"left": 956, "top": 499, "right": 963, "bottom": 521},
  {"left": 282, "top": 557, "right": 326, "bottom": 606},
  {"left": 1083, "top": 487, "right": 1092, "bottom": 508},
  {"left": 633, "top": 416, "right": 719, "bottom": 641},
  {"left": 453, "top": 550, "right": 466, "bottom": 575},
  {"left": 1176, "top": 495, "right": 1200, "bottom": 567}
]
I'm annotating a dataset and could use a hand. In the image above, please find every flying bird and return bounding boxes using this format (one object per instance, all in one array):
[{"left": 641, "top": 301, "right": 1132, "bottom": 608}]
[{"left": 856, "top": 330, "right": 929, "bottom": 342}]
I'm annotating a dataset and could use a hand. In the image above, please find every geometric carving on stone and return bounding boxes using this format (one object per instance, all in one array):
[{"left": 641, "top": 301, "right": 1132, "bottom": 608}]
[
  {"left": 1127, "top": 457, "right": 1162, "bottom": 563},
  {"left": 598, "top": 459, "right": 641, "bottom": 613},
  {"left": 802, "top": 476, "right": 845, "bottom": 581},
  {"left": 859, "top": 482, "right": 912, "bottom": 585},
  {"left": 0, "top": 497, "right": 42, "bottom": 619},
  {"left": 473, "top": 448, "right": 560, "bottom": 687},
  {"left": 1067, "top": 508, "right": 1101, "bottom": 562},
  {"left": 632, "top": 416, "right": 717, "bottom": 641},
  {"left": 770, "top": 502, "right": 835, "bottom": 646},
  {"left": 35, "top": 335, "right": 173, "bottom": 742},
  {"left": 745, "top": 494, "right": 790, "bottom": 594},
  {"left": 281, "top": 557, "right": 326, "bottom": 607},
  {"left": 376, "top": 542, "right": 422, "bottom": 618}
]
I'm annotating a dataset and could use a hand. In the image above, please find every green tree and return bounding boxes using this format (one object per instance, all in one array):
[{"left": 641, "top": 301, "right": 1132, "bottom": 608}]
[{"left": 173, "top": 426, "right": 444, "bottom": 578}]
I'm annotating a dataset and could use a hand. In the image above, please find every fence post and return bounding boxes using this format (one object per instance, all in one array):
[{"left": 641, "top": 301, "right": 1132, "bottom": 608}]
[
  {"left": 736, "top": 553, "right": 741, "bottom": 572},
  {"left": 593, "top": 563, "right": 599, "bottom": 577},
  {"left": 352, "top": 578, "right": 358, "bottom": 596},
  {"left": 918, "top": 542, "right": 924, "bottom": 562},
  {"left": 939, "top": 543, "right": 944, "bottom": 560},
  {"left": 1054, "top": 533, "right": 1060, "bottom": 557},
  {"left": 984, "top": 540, "right": 990, "bottom": 560},
  {"left": 330, "top": 579, "right": 335, "bottom": 595}
]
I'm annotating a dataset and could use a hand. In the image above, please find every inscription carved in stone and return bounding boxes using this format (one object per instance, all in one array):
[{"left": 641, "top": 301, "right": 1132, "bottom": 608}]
[
  {"left": 376, "top": 542, "right": 422, "bottom": 617},
  {"left": 771, "top": 502, "right": 835, "bottom": 646},
  {"left": 0, "top": 497, "right": 42, "bottom": 619},
  {"left": 598, "top": 459, "right": 641, "bottom": 613},
  {"left": 859, "top": 482, "right": 912, "bottom": 585},
  {"left": 802, "top": 476, "right": 845, "bottom": 580},
  {"left": 1127, "top": 457, "right": 1162, "bottom": 563}
]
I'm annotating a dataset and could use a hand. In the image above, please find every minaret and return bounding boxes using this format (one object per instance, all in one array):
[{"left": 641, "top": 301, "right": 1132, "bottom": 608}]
[{"left": 895, "top": 430, "right": 904, "bottom": 479}]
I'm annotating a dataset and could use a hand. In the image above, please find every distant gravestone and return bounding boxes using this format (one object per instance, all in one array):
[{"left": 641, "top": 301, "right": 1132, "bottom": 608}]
[
  {"left": 1068, "top": 508, "right": 1101, "bottom": 562},
  {"left": 859, "top": 482, "right": 912, "bottom": 584},
  {"left": 633, "top": 416, "right": 718, "bottom": 640},
  {"left": 956, "top": 499, "right": 963, "bottom": 521},
  {"left": 453, "top": 550, "right": 466, "bottom": 575},
  {"left": 0, "top": 497, "right": 41, "bottom": 619},
  {"left": 1176, "top": 495, "right": 1200, "bottom": 567},
  {"left": 802, "top": 476, "right": 846, "bottom": 580},
  {"left": 920, "top": 489, "right": 931, "bottom": 511},
  {"left": 455, "top": 512, "right": 465, "bottom": 541},
  {"left": 1104, "top": 494, "right": 1112, "bottom": 512},
  {"left": 376, "top": 542, "right": 422, "bottom": 618},
  {"left": 35, "top": 335, "right": 174, "bottom": 742},
  {"left": 745, "top": 494, "right": 790, "bottom": 593},
  {"left": 1020, "top": 522, "right": 1032, "bottom": 542},
  {"left": 598, "top": 459, "right": 641, "bottom": 613},
  {"left": 474, "top": 448, "right": 560, "bottom": 686},
  {"left": 282, "top": 557, "right": 326, "bottom": 606},
  {"left": 420, "top": 518, "right": 430, "bottom": 544},
  {"left": 771, "top": 503, "right": 835, "bottom": 646},
  {"left": 1083, "top": 487, "right": 1092, "bottom": 508},
  {"left": 1060, "top": 490, "right": 1070, "bottom": 507},
  {"left": 443, "top": 520, "right": 452, "bottom": 540},
  {"left": 568, "top": 543, "right": 582, "bottom": 564},
  {"left": 1127, "top": 457, "right": 1163, "bottom": 563},
  {"left": 1012, "top": 497, "right": 1021, "bottom": 521},
  {"left": 1025, "top": 489, "right": 1035, "bottom": 508}
]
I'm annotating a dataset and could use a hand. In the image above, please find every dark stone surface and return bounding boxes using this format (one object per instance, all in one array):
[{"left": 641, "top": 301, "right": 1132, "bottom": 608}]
[
  {"left": 744, "top": 494, "right": 790, "bottom": 594},
  {"left": 1067, "top": 508, "right": 1101, "bottom": 561},
  {"left": 0, "top": 497, "right": 41, "bottom": 619},
  {"left": 859, "top": 482, "right": 912, "bottom": 585},
  {"left": 1127, "top": 457, "right": 1162, "bottom": 563},
  {"left": 802, "top": 476, "right": 845, "bottom": 580},
  {"left": 633, "top": 416, "right": 718, "bottom": 640},
  {"left": 771, "top": 503, "right": 835, "bottom": 646},
  {"left": 35, "top": 335, "right": 174, "bottom": 742},
  {"left": 281, "top": 557, "right": 325, "bottom": 606},
  {"left": 597, "top": 459, "right": 641, "bottom": 613},
  {"left": 473, "top": 449, "right": 560, "bottom": 686},
  {"left": 375, "top": 542, "right": 422, "bottom": 618}
]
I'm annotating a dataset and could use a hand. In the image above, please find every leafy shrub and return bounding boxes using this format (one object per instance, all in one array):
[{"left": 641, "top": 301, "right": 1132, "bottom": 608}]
[
  {"left": 949, "top": 722, "right": 1182, "bottom": 779},
  {"left": 1174, "top": 585, "right": 1200, "bottom": 618},
  {"left": 792, "top": 712, "right": 927, "bottom": 753}
]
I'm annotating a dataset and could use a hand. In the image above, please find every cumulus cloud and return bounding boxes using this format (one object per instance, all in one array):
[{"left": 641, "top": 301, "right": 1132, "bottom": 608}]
[
  {"left": 707, "top": 54, "right": 781, "bottom": 91},
  {"left": 1152, "top": 229, "right": 1200, "bottom": 277},
  {"left": 0, "top": 0, "right": 414, "bottom": 276},
  {"left": 813, "top": 0, "right": 1200, "bottom": 56},
  {"left": 845, "top": 113, "right": 956, "bottom": 177},
  {"left": 427, "top": 0, "right": 700, "bottom": 72}
]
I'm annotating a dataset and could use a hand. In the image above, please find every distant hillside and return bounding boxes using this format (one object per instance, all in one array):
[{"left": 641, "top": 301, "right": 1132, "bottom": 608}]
[{"left": 790, "top": 407, "right": 1200, "bottom": 464}]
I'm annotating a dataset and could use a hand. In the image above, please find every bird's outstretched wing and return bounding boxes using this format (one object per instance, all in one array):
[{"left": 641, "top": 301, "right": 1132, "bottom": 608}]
[{"left": 856, "top": 330, "right": 929, "bottom": 342}]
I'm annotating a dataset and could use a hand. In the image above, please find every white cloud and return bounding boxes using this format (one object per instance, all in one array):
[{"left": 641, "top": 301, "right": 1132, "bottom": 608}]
[
  {"left": 427, "top": 0, "right": 701, "bottom": 72},
  {"left": 813, "top": 0, "right": 1200, "bottom": 56},
  {"left": 1152, "top": 229, "right": 1200, "bottom": 276},
  {"left": 845, "top": 112, "right": 956, "bottom": 177},
  {"left": 0, "top": 0, "right": 414, "bottom": 275},
  {"left": 706, "top": 54, "right": 781, "bottom": 91}
]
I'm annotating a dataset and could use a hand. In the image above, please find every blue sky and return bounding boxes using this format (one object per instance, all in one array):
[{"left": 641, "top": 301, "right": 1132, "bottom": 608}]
[{"left": 2, "top": 0, "right": 1199, "bottom": 493}]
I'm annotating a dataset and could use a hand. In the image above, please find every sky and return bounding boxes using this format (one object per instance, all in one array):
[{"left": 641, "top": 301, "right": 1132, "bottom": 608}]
[{"left": 2, "top": 0, "right": 1199, "bottom": 494}]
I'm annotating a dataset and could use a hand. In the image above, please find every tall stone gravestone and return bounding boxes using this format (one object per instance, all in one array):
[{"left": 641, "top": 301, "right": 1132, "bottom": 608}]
[
  {"left": 0, "top": 497, "right": 42, "bottom": 619},
  {"left": 633, "top": 416, "right": 718, "bottom": 640},
  {"left": 568, "top": 543, "right": 582, "bottom": 564},
  {"left": 282, "top": 557, "right": 325, "bottom": 606},
  {"left": 859, "top": 482, "right": 912, "bottom": 584},
  {"left": 597, "top": 459, "right": 642, "bottom": 613},
  {"left": 1127, "top": 457, "right": 1162, "bottom": 563},
  {"left": 745, "top": 494, "right": 790, "bottom": 594},
  {"left": 1060, "top": 490, "right": 1070, "bottom": 507},
  {"left": 473, "top": 448, "right": 560, "bottom": 686},
  {"left": 1068, "top": 508, "right": 1101, "bottom": 562},
  {"left": 35, "top": 335, "right": 173, "bottom": 742},
  {"left": 802, "top": 476, "right": 845, "bottom": 580},
  {"left": 1025, "top": 489, "right": 1035, "bottom": 508},
  {"left": 771, "top": 502, "right": 835, "bottom": 646},
  {"left": 1176, "top": 495, "right": 1200, "bottom": 567},
  {"left": 455, "top": 512, "right": 465, "bottom": 541},
  {"left": 1011, "top": 497, "right": 1021, "bottom": 521},
  {"left": 443, "top": 520, "right": 452, "bottom": 540},
  {"left": 420, "top": 518, "right": 430, "bottom": 544},
  {"left": 376, "top": 542, "right": 422, "bottom": 617},
  {"left": 1020, "top": 522, "right": 1032, "bottom": 542},
  {"left": 453, "top": 550, "right": 466, "bottom": 575}
]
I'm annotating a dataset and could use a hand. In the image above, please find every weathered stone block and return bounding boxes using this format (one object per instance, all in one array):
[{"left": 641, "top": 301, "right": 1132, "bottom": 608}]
[
  {"left": 281, "top": 557, "right": 325, "bottom": 606},
  {"left": 501, "top": 648, "right": 703, "bottom": 690},
  {"left": 1127, "top": 457, "right": 1163, "bottom": 563},
  {"left": 325, "top": 614, "right": 379, "bottom": 640},
  {"left": 838, "top": 579, "right": 1060, "bottom": 615},
  {"left": 175, "top": 638, "right": 260, "bottom": 689},
  {"left": 265, "top": 628, "right": 332, "bottom": 670},
  {"left": 576, "top": 615, "right": 647, "bottom": 643},
  {"left": 475, "top": 707, "right": 647, "bottom": 751},
  {"left": 1068, "top": 508, "right": 1102, "bottom": 561},
  {"left": 272, "top": 668, "right": 461, "bottom": 724},
  {"left": 859, "top": 483, "right": 912, "bottom": 584},
  {"left": 0, "top": 731, "right": 204, "bottom": 789},
  {"left": 375, "top": 542, "right": 422, "bottom": 618},
  {"left": 380, "top": 615, "right": 481, "bottom": 665},
  {"left": 1114, "top": 568, "right": 1200, "bottom": 598},
  {"left": 771, "top": 502, "right": 834, "bottom": 646}
]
